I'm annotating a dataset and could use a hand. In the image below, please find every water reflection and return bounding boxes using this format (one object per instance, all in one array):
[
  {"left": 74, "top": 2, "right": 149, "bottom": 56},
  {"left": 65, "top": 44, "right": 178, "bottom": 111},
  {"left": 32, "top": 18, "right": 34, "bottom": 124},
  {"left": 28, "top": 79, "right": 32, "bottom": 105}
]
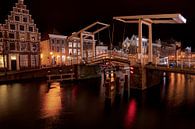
[
  {"left": 124, "top": 99, "right": 137, "bottom": 129},
  {"left": 165, "top": 73, "right": 195, "bottom": 107},
  {"left": 41, "top": 82, "right": 62, "bottom": 118},
  {"left": 0, "top": 72, "right": 195, "bottom": 129}
]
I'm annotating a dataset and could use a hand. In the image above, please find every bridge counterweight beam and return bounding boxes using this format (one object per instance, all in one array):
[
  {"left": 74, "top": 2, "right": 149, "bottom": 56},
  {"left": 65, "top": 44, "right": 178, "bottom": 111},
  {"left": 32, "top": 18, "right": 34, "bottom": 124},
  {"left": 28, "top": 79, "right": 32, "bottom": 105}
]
[
  {"left": 148, "top": 24, "right": 153, "bottom": 63},
  {"left": 138, "top": 19, "right": 143, "bottom": 63}
]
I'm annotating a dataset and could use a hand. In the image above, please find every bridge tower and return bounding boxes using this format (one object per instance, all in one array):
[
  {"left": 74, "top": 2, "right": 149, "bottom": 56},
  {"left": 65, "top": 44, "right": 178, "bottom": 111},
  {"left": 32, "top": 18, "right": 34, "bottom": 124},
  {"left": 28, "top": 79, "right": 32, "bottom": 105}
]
[
  {"left": 67, "top": 22, "right": 110, "bottom": 64},
  {"left": 114, "top": 14, "right": 187, "bottom": 89},
  {"left": 114, "top": 13, "right": 186, "bottom": 65}
]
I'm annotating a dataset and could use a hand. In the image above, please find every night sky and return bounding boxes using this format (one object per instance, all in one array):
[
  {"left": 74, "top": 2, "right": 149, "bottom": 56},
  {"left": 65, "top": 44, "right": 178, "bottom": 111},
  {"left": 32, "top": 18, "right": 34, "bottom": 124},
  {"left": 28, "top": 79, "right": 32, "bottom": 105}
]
[{"left": 0, "top": 0, "right": 194, "bottom": 49}]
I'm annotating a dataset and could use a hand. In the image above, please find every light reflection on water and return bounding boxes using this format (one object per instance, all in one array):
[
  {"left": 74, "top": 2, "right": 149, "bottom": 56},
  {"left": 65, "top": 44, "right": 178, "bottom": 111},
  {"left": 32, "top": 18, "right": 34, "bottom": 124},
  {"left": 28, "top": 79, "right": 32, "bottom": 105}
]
[
  {"left": 0, "top": 73, "right": 195, "bottom": 129},
  {"left": 165, "top": 73, "right": 195, "bottom": 107},
  {"left": 40, "top": 82, "right": 62, "bottom": 118}
]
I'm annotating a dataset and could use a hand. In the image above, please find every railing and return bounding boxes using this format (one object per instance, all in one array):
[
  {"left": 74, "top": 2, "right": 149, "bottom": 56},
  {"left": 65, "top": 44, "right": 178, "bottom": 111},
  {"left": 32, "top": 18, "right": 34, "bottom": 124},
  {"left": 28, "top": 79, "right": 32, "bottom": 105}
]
[
  {"left": 87, "top": 50, "right": 130, "bottom": 65},
  {"left": 47, "top": 73, "right": 75, "bottom": 83}
]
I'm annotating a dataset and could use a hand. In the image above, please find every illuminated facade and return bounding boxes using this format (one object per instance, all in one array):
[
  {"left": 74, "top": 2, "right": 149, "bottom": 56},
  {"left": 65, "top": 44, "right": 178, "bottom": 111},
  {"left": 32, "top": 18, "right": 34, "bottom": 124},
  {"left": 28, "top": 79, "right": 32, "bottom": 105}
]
[
  {"left": 122, "top": 35, "right": 148, "bottom": 54},
  {"left": 40, "top": 33, "right": 97, "bottom": 66},
  {"left": 40, "top": 34, "right": 81, "bottom": 66},
  {"left": 96, "top": 42, "right": 108, "bottom": 55},
  {"left": 0, "top": 0, "right": 41, "bottom": 70}
]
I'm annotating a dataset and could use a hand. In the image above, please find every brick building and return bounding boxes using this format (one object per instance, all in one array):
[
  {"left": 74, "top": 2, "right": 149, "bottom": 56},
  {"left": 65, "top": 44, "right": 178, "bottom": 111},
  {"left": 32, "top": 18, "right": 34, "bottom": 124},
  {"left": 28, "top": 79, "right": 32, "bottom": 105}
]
[{"left": 0, "top": 0, "right": 41, "bottom": 71}]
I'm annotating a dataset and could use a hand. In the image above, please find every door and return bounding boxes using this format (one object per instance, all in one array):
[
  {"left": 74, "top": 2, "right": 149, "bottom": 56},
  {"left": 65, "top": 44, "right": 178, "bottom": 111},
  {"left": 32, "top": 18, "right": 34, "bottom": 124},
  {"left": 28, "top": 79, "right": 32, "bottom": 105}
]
[{"left": 11, "top": 60, "right": 17, "bottom": 70}]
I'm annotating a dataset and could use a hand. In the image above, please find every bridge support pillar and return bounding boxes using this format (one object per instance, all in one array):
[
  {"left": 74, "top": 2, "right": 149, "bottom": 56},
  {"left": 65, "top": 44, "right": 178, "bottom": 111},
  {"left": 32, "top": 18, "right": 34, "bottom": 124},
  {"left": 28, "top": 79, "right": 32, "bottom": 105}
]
[
  {"left": 124, "top": 74, "right": 130, "bottom": 98},
  {"left": 130, "top": 65, "right": 162, "bottom": 90}
]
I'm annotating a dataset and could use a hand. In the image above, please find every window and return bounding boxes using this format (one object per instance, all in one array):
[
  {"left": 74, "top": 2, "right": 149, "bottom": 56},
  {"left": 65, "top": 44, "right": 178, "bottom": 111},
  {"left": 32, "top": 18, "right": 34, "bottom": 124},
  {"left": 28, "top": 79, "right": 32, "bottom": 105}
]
[
  {"left": 29, "top": 26, "right": 33, "bottom": 32},
  {"left": 51, "top": 39, "right": 55, "bottom": 44},
  {"left": 10, "top": 42, "right": 15, "bottom": 50},
  {"left": 9, "top": 33, "right": 15, "bottom": 39},
  {"left": 69, "top": 42, "right": 72, "bottom": 47},
  {"left": 73, "top": 42, "right": 77, "bottom": 48},
  {"left": 52, "top": 46, "right": 55, "bottom": 51},
  {"left": 56, "top": 46, "right": 60, "bottom": 52},
  {"left": 15, "top": 16, "right": 20, "bottom": 21},
  {"left": 31, "top": 55, "right": 39, "bottom": 67},
  {"left": 69, "top": 49, "right": 72, "bottom": 54},
  {"left": 73, "top": 49, "right": 77, "bottom": 54},
  {"left": 23, "top": 17, "right": 27, "bottom": 22},
  {"left": 20, "top": 25, "right": 25, "bottom": 31},
  {"left": 20, "top": 43, "right": 27, "bottom": 51},
  {"left": 62, "top": 48, "right": 65, "bottom": 54},
  {"left": 0, "top": 32, "right": 2, "bottom": 38},
  {"left": 20, "top": 55, "right": 28, "bottom": 67},
  {"left": 10, "top": 24, "right": 15, "bottom": 30},
  {"left": 78, "top": 43, "right": 80, "bottom": 47},
  {"left": 57, "top": 40, "right": 60, "bottom": 44},
  {"left": 78, "top": 49, "right": 80, "bottom": 55},
  {"left": 31, "top": 37, "right": 35, "bottom": 41},
  {"left": 31, "top": 44, "right": 38, "bottom": 52}
]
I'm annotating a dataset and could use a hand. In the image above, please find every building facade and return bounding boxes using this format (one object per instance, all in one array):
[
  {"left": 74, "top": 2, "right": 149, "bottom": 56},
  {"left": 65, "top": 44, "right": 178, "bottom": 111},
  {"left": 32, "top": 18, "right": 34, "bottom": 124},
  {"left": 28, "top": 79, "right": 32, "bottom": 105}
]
[
  {"left": 0, "top": 0, "right": 41, "bottom": 71},
  {"left": 40, "top": 34, "right": 81, "bottom": 66},
  {"left": 96, "top": 42, "right": 108, "bottom": 56},
  {"left": 40, "top": 34, "right": 97, "bottom": 66},
  {"left": 122, "top": 35, "right": 148, "bottom": 54}
]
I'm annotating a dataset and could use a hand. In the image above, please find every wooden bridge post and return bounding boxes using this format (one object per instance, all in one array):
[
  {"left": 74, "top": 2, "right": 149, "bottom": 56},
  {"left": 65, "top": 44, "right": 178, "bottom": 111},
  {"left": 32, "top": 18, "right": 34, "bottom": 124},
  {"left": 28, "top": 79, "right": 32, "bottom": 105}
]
[
  {"left": 124, "top": 74, "right": 129, "bottom": 97},
  {"left": 115, "top": 77, "right": 121, "bottom": 95}
]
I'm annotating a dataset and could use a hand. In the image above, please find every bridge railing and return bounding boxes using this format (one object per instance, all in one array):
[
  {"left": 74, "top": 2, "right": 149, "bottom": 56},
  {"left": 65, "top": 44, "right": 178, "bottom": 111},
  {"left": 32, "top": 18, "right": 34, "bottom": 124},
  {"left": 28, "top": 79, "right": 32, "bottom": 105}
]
[{"left": 87, "top": 50, "right": 130, "bottom": 64}]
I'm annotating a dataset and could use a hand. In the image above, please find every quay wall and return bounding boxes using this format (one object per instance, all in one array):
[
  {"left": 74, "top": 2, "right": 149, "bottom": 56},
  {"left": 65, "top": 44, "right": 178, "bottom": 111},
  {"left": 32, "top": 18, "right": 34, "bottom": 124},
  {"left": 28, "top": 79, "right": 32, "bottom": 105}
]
[
  {"left": 130, "top": 65, "right": 163, "bottom": 90},
  {"left": 0, "top": 65, "right": 100, "bottom": 84}
]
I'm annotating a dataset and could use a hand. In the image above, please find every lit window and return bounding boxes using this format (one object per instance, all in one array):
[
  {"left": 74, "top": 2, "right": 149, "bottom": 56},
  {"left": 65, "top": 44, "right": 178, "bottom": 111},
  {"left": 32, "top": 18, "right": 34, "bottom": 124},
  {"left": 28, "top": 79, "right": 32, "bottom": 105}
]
[
  {"left": 69, "top": 49, "right": 72, "bottom": 54},
  {"left": 73, "top": 49, "right": 77, "bottom": 54},
  {"left": 69, "top": 42, "right": 72, "bottom": 47},
  {"left": 73, "top": 43, "right": 77, "bottom": 47}
]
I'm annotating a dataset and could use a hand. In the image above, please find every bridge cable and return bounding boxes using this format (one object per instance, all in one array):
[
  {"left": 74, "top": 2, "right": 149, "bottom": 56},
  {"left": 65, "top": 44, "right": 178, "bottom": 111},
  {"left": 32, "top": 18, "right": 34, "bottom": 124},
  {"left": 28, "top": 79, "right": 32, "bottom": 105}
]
[
  {"left": 111, "top": 21, "right": 115, "bottom": 50},
  {"left": 122, "top": 23, "right": 126, "bottom": 43}
]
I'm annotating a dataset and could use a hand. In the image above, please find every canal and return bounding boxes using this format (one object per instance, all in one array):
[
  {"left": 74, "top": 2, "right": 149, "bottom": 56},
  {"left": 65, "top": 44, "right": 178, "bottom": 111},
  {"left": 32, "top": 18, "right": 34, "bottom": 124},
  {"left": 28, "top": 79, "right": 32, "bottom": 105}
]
[{"left": 0, "top": 73, "right": 195, "bottom": 129}]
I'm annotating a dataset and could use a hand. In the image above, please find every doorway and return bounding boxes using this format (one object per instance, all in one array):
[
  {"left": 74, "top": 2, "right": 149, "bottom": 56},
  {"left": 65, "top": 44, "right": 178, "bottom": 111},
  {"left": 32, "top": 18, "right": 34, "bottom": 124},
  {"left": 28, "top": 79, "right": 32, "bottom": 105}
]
[{"left": 11, "top": 60, "right": 17, "bottom": 70}]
